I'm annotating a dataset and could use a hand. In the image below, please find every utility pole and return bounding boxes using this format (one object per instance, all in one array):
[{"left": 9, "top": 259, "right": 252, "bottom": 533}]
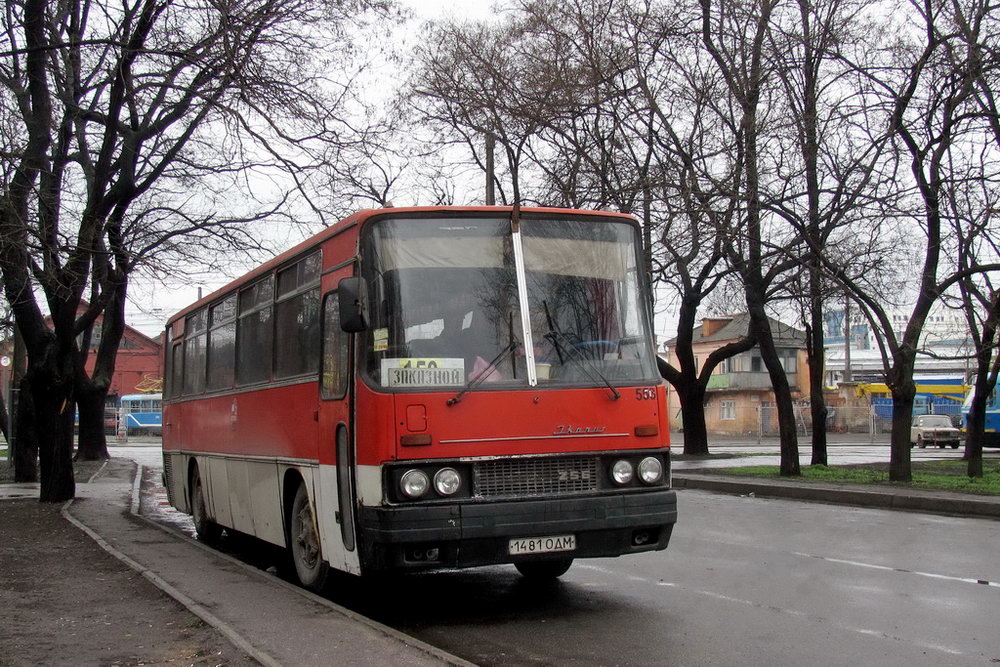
[{"left": 844, "top": 292, "right": 852, "bottom": 383}]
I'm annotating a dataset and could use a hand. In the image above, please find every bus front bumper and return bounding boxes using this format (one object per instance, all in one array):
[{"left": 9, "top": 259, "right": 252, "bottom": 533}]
[{"left": 357, "top": 489, "right": 677, "bottom": 571}]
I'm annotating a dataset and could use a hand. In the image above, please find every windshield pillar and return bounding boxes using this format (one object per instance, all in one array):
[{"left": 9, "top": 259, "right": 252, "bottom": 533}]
[{"left": 510, "top": 218, "right": 537, "bottom": 386}]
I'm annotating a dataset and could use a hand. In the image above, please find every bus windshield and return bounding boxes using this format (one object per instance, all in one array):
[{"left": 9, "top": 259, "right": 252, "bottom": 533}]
[{"left": 360, "top": 215, "right": 659, "bottom": 391}]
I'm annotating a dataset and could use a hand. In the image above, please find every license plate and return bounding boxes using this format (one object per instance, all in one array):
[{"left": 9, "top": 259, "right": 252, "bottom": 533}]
[{"left": 509, "top": 535, "right": 576, "bottom": 555}]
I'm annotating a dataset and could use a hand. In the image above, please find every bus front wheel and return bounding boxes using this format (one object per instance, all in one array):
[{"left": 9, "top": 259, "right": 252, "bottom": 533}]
[
  {"left": 190, "top": 465, "right": 222, "bottom": 543},
  {"left": 515, "top": 558, "right": 573, "bottom": 580},
  {"left": 290, "top": 484, "right": 329, "bottom": 592}
]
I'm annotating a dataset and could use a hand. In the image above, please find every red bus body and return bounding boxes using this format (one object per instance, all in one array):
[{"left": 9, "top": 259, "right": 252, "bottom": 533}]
[{"left": 162, "top": 207, "right": 677, "bottom": 584}]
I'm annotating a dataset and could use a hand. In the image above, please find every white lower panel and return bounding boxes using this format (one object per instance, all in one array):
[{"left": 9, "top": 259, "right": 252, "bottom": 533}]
[
  {"left": 317, "top": 465, "right": 361, "bottom": 575},
  {"left": 227, "top": 460, "right": 254, "bottom": 534},
  {"left": 205, "top": 457, "right": 233, "bottom": 527},
  {"left": 355, "top": 464, "right": 383, "bottom": 507},
  {"left": 247, "top": 461, "right": 283, "bottom": 546},
  {"left": 164, "top": 452, "right": 188, "bottom": 513},
  {"left": 177, "top": 454, "right": 375, "bottom": 577}
]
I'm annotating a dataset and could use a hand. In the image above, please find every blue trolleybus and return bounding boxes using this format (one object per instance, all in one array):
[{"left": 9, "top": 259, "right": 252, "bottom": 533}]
[
  {"left": 120, "top": 393, "right": 163, "bottom": 436},
  {"left": 962, "top": 385, "right": 1000, "bottom": 448}
]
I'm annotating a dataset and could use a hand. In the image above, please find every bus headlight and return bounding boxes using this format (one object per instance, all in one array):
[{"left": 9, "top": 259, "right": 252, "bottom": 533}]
[
  {"left": 638, "top": 457, "right": 663, "bottom": 484},
  {"left": 611, "top": 459, "right": 634, "bottom": 485},
  {"left": 433, "top": 468, "right": 462, "bottom": 496},
  {"left": 400, "top": 469, "right": 430, "bottom": 499}
]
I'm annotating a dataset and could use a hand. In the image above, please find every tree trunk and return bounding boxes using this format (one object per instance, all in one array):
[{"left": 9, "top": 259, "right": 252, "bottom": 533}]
[
  {"left": 748, "top": 304, "right": 800, "bottom": 476},
  {"left": 0, "top": 385, "right": 9, "bottom": 444},
  {"left": 12, "top": 376, "right": 38, "bottom": 483},
  {"left": 75, "top": 278, "right": 129, "bottom": 460},
  {"left": 29, "top": 365, "right": 76, "bottom": 502},
  {"left": 962, "top": 352, "right": 994, "bottom": 478},
  {"left": 678, "top": 383, "right": 710, "bottom": 455},
  {"left": 886, "top": 356, "right": 916, "bottom": 482},
  {"left": 13, "top": 310, "right": 81, "bottom": 501},
  {"left": 75, "top": 386, "right": 111, "bottom": 461},
  {"left": 806, "top": 314, "right": 828, "bottom": 466},
  {"left": 964, "top": 386, "right": 986, "bottom": 478}
]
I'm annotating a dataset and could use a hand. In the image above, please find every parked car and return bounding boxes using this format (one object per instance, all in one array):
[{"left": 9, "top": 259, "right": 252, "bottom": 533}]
[{"left": 910, "top": 414, "right": 962, "bottom": 449}]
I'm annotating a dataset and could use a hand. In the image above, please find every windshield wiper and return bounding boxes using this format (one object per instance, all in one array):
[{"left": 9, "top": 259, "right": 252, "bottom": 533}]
[
  {"left": 542, "top": 301, "right": 620, "bottom": 401},
  {"left": 446, "top": 339, "right": 519, "bottom": 406}
]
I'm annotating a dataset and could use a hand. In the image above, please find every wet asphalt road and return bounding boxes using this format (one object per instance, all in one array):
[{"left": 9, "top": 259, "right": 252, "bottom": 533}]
[{"left": 120, "top": 444, "right": 1000, "bottom": 666}]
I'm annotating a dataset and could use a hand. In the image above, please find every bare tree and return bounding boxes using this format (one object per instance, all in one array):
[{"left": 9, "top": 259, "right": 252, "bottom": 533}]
[
  {"left": 765, "top": 0, "right": 898, "bottom": 464},
  {"left": 829, "top": 0, "right": 1000, "bottom": 481},
  {"left": 0, "top": 0, "right": 385, "bottom": 501},
  {"left": 698, "top": 0, "right": 808, "bottom": 475},
  {"left": 410, "top": 8, "right": 617, "bottom": 211},
  {"left": 626, "top": 2, "right": 761, "bottom": 455},
  {"left": 955, "top": 0, "right": 1000, "bottom": 477},
  {"left": 949, "top": 185, "right": 1000, "bottom": 477}
]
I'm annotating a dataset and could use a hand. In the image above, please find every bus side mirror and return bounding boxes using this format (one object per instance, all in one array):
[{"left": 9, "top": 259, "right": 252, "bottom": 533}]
[{"left": 338, "top": 277, "right": 368, "bottom": 333}]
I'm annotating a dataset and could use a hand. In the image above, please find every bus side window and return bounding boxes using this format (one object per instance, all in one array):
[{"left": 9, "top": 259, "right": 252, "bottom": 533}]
[
  {"left": 237, "top": 277, "right": 274, "bottom": 385},
  {"left": 168, "top": 341, "right": 183, "bottom": 397},
  {"left": 321, "top": 292, "right": 350, "bottom": 400},
  {"left": 183, "top": 309, "right": 208, "bottom": 395}
]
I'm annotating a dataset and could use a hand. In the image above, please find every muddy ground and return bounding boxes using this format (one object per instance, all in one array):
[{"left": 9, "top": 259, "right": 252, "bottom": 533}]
[{"left": 0, "top": 462, "right": 258, "bottom": 666}]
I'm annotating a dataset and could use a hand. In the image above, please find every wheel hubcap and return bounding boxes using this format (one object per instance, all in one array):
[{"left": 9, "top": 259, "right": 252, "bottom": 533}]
[{"left": 295, "top": 506, "right": 319, "bottom": 569}]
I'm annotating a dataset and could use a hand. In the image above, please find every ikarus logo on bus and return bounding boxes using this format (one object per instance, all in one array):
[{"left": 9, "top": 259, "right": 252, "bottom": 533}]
[{"left": 552, "top": 424, "right": 607, "bottom": 436}]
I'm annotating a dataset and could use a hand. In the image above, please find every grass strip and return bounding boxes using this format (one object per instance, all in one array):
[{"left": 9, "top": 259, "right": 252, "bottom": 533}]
[{"left": 709, "top": 460, "right": 1000, "bottom": 496}]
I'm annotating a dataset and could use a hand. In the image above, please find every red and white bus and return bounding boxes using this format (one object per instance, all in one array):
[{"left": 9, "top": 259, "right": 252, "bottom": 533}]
[{"left": 162, "top": 206, "right": 677, "bottom": 590}]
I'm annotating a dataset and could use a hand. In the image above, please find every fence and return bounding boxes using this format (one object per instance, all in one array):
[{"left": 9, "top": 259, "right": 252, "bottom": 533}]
[
  {"left": 104, "top": 405, "right": 118, "bottom": 436},
  {"left": 679, "top": 403, "right": 931, "bottom": 441},
  {"left": 870, "top": 397, "right": 961, "bottom": 418}
]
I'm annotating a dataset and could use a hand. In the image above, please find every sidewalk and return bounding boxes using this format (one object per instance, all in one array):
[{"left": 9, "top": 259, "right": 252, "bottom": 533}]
[
  {"left": 2, "top": 460, "right": 471, "bottom": 667},
  {"left": 673, "top": 472, "right": 1000, "bottom": 519}
]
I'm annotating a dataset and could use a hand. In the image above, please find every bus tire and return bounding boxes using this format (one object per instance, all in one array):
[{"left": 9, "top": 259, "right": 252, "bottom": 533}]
[
  {"left": 514, "top": 558, "right": 573, "bottom": 580},
  {"left": 190, "top": 465, "right": 222, "bottom": 543},
  {"left": 290, "top": 484, "right": 329, "bottom": 592}
]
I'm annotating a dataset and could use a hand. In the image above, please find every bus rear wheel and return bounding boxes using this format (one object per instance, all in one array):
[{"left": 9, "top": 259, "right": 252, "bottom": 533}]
[
  {"left": 290, "top": 484, "right": 329, "bottom": 592},
  {"left": 190, "top": 465, "right": 222, "bottom": 543},
  {"left": 515, "top": 558, "right": 573, "bottom": 580}
]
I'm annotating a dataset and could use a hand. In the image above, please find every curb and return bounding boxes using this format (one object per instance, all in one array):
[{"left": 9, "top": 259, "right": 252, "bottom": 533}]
[{"left": 672, "top": 473, "right": 1000, "bottom": 520}]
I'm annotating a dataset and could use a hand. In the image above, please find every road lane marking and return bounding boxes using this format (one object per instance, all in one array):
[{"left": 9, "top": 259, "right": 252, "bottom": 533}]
[
  {"left": 578, "top": 563, "right": 974, "bottom": 659},
  {"left": 792, "top": 552, "right": 1000, "bottom": 589}
]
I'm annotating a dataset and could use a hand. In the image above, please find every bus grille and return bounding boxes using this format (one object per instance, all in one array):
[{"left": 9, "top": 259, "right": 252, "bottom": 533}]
[{"left": 472, "top": 456, "right": 600, "bottom": 499}]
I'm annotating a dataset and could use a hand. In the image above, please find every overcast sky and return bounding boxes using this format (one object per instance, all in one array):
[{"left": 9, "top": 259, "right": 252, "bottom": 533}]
[
  {"left": 124, "top": 0, "right": 679, "bottom": 346},
  {"left": 400, "top": 0, "right": 499, "bottom": 21}
]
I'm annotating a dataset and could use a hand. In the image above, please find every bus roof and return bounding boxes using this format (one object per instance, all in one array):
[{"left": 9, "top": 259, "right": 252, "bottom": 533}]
[
  {"left": 120, "top": 393, "right": 162, "bottom": 401},
  {"left": 164, "top": 206, "right": 635, "bottom": 328}
]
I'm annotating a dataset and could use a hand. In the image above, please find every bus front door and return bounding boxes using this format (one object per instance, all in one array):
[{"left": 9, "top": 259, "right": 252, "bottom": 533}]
[{"left": 317, "top": 284, "right": 360, "bottom": 575}]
